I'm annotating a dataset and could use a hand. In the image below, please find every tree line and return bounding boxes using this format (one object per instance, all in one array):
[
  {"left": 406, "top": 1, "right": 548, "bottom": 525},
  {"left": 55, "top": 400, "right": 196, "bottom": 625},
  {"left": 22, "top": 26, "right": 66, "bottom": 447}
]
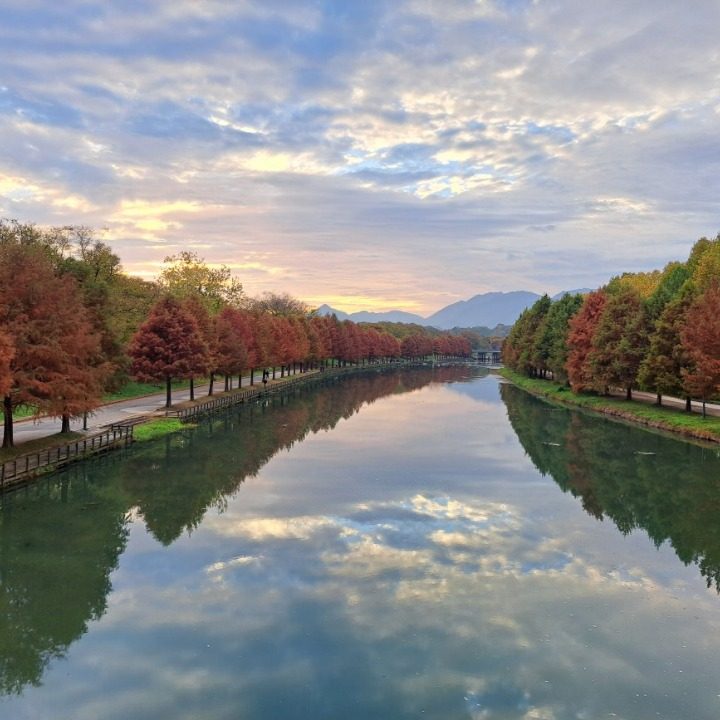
[
  {"left": 0, "top": 219, "right": 471, "bottom": 447},
  {"left": 503, "top": 233, "right": 720, "bottom": 414}
]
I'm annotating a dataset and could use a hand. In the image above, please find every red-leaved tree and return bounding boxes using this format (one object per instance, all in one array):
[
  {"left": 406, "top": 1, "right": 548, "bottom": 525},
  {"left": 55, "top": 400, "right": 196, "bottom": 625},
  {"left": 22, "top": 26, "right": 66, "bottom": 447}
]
[
  {"left": 566, "top": 290, "right": 608, "bottom": 392},
  {"left": 681, "top": 283, "right": 720, "bottom": 416},
  {"left": 0, "top": 330, "right": 14, "bottom": 398},
  {"left": 1, "top": 244, "right": 108, "bottom": 446},
  {"left": 214, "top": 307, "right": 250, "bottom": 391},
  {"left": 129, "top": 296, "right": 209, "bottom": 407}
]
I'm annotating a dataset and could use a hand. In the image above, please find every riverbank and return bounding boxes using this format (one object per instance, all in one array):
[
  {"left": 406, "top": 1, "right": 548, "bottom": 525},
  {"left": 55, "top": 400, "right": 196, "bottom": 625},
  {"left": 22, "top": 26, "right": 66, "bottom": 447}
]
[
  {"left": 498, "top": 368, "right": 720, "bottom": 444},
  {"left": 1, "top": 360, "right": 459, "bottom": 489}
]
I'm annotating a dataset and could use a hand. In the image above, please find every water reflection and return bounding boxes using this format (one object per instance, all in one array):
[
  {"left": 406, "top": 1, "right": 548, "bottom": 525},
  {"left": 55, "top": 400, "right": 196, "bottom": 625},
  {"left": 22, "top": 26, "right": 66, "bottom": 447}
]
[
  {"left": 501, "top": 382, "right": 720, "bottom": 591},
  {"left": 2, "top": 370, "right": 720, "bottom": 720},
  {"left": 0, "top": 366, "right": 473, "bottom": 696},
  {"left": 0, "top": 476, "right": 129, "bottom": 695}
]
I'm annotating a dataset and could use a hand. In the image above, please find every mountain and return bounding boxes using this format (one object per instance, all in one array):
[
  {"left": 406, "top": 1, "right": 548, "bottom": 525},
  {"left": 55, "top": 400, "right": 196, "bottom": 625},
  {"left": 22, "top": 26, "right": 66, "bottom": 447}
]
[
  {"left": 425, "top": 291, "right": 541, "bottom": 329},
  {"left": 315, "top": 304, "right": 425, "bottom": 325},
  {"left": 349, "top": 310, "right": 426, "bottom": 324},
  {"left": 316, "top": 289, "right": 592, "bottom": 330},
  {"left": 551, "top": 288, "right": 593, "bottom": 301},
  {"left": 315, "top": 304, "right": 350, "bottom": 321}
]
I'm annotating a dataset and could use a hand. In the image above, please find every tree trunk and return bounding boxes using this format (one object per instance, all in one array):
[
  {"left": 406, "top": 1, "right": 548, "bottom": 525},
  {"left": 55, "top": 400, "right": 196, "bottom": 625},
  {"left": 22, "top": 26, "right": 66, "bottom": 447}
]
[
  {"left": 190, "top": 377, "right": 195, "bottom": 401},
  {"left": 656, "top": 392, "right": 661, "bottom": 406},
  {"left": 238, "top": 374, "right": 242, "bottom": 388},
  {"left": 272, "top": 367, "right": 276, "bottom": 379},
  {"left": 3, "top": 395, "right": 14, "bottom": 448},
  {"left": 626, "top": 387, "right": 632, "bottom": 401},
  {"left": 61, "top": 413, "right": 71, "bottom": 433},
  {"left": 686, "top": 396, "right": 691, "bottom": 412},
  {"left": 165, "top": 376, "right": 172, "bottom": 408},
  {"left": 224, "top": 375, "right": 229, "bottom": 392},
  {"left": 250, "top": 368, "right": 254, "bottom": 386},
  {"left": 208, "top": 372, "right": 214, "bottom": 396},
  {"left": 703, "top": 400, "right": 706, "bottom": 418}
]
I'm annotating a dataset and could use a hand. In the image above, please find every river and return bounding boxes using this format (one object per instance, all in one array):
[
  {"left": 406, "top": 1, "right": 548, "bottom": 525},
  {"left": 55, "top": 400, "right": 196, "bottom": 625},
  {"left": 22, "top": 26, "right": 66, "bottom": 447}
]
[{"left": 0, "top": 367, "right": 719, "bottom": 719}]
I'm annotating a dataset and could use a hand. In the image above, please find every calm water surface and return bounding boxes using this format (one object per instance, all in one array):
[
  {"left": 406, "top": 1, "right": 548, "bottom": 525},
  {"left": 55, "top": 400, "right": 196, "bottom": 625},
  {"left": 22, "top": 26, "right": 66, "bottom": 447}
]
[{"left": 1, "top": 368, "right": 720, "bottom": 720}]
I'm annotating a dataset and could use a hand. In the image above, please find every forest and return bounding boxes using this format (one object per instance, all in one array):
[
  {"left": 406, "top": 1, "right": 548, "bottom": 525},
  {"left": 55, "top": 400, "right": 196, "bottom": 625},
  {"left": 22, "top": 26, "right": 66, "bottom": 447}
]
[
  {"left": 0, "top": 220, "right": 471, "bottom": 448},
  {"left": 503, "top": 233, "right": 720, "bottom": 412}
]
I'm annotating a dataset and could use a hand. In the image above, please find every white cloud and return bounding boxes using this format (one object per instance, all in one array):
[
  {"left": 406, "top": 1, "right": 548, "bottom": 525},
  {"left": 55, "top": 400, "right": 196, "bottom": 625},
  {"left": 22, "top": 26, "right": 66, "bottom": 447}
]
[{"left": 0, "top": 0, "right": 717, "bottom": 312}]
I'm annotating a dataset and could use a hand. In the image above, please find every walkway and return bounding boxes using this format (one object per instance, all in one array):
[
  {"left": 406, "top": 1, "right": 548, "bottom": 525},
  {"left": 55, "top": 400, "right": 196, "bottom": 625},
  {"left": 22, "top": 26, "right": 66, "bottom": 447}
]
[
  {"left": 607, "top": 388, "right": 720, "bottom": 418},
  {"left": 10, "top": 375, "right": 261, "bottom": 446}
]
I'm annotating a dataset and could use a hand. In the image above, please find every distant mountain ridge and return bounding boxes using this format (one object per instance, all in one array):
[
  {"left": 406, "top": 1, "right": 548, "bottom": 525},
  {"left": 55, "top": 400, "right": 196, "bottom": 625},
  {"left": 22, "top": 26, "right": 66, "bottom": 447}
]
[{"left": 316, "top": 289, "right": 592, "bottom": 330}]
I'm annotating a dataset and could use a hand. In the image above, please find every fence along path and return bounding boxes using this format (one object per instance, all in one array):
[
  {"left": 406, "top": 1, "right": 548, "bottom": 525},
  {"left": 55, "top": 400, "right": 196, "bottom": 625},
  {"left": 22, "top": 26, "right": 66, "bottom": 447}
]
[
  {"left": 0, "top": 425, "right": 134, "bottom": 491},
  {"left": 166, "top": 370, "right": 321, "bottom": 421},
  {"left": 0, "top": 359, "right": 438, "bottom": 491},
  {"left": 0, "top": 370, "right": 330, "bottom": 489}
]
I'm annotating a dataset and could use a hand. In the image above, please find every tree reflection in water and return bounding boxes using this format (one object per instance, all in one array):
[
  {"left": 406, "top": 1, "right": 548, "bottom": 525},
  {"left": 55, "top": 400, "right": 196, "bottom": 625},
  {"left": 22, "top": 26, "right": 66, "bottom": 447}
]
[
  {"left": 0, "top": 365, "right": 474, "bottom": 694},
  {"left": 501, "top": 382, "right": 720, "bottom": 592}
]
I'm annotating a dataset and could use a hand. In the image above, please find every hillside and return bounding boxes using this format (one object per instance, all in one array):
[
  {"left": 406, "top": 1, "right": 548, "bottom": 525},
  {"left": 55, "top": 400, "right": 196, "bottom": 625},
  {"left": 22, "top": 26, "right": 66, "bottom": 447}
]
[{"left": 316, "top": 290, "right": 591, "bottom": 330}]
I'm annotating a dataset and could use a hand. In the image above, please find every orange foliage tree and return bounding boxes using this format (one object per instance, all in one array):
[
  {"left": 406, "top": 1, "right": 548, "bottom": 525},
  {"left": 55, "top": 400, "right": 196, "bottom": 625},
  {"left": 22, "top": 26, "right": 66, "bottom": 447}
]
[
  {"left": 129, "top": 296, "right": 209, "bottom": 407},
  {"left": 680, "top": 283, "right": 720, "bottom": 416},
  {"left": 565, "top": 290, "right": 608, "bottom": 392},
  {"left": 0, "top": 330, "right": 14, "bottom": 398},
  {"left": 1, "top": 244, "right": 109, "bottom": 446}
]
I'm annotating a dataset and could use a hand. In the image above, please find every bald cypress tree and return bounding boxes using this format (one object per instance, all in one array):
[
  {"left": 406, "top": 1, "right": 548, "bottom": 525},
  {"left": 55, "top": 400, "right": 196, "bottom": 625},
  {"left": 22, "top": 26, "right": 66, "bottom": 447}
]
[
  {"left": 589, "top": 287, "right": 650, "bottom": 400},
  {"left": 638, "top": 285, "right": 696, "bottom": 407},
  {"left": 129, "top": 297, "right": 209, "bottom": 408},
  {"left": 681, "top": 283, "right": 720, "bottom": 417},
  {"left": 0, "top": 244, "right": 108, "bottom": 446}
]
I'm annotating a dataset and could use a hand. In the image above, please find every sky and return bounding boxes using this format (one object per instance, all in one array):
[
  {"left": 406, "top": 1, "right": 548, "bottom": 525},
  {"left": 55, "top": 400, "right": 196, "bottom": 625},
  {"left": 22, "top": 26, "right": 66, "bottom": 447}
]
[{"left": 1, "top": 0, "right": 719, "bottom": 315}]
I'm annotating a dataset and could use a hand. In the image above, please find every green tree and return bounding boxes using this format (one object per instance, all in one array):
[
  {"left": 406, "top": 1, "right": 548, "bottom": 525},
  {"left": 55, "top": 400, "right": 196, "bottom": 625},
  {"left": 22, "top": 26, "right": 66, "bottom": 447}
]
[
  {"left": 107, "top": 274, "right": 161, "bottom": 347},
  {"left": 589, "top": 287, "right": 650, "bottom": 399},
  {"left": 638, "top": 285, "right": 696, "bottom": 407},
  {"left": 515, "top": 295, "right": 552, "bottom": 377},
  {"left": 533, "top": 293, "right": 583, "bottom": 383},
  {"left": 645, "top": 262, "right": 692, "bottom": 321},
  {"left": 159, "top": 251, "right": 243, "bottom": 314},
  {"left": 687, "top": 234, "right": 720, "bottom": 290}
]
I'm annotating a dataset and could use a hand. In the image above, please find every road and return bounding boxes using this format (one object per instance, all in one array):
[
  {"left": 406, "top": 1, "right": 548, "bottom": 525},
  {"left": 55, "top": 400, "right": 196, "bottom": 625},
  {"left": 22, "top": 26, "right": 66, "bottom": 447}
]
[
  {"left": 607, "top": 388, "right": 720, "bottom": 417},
  {"left": 11, "top": 378, "right": 260, "bottom": 446},
  {"left": 10, "top": 374, "right": 720, "bottom": 447}
]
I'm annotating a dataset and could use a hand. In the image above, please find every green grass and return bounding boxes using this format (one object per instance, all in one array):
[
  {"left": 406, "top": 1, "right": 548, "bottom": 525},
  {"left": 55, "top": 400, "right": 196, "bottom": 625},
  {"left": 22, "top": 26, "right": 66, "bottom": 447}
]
[
  {"left": 103, "top": 378, "right": 210, "bottom": 403},
  {"left": 499, "top": 368, "right": 720, "bottom": 442},
  {"left": 103, "top": 381, "right": 166, "bottom": 402},
  {"left": 12, "top": 405, "right": 35, "bottom": 420},
  {"left": 132, "top": 418, "right": 194, "bottom": 442}
]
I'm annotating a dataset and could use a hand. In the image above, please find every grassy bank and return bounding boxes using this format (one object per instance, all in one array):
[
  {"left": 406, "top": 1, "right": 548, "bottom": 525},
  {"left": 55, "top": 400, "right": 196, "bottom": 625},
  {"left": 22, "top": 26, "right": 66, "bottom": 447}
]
[
  {"left": 499, "top": 368, "right": 720, "bottom": 443},
  {"left": 132, "top": 418, "right": 194, "bottom": 442}
]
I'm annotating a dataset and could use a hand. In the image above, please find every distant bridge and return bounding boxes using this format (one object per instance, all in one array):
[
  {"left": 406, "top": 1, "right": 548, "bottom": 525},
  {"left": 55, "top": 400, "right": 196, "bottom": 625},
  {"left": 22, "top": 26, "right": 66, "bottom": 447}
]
[{"left": 475, "top": 350, "right": 502, "bottom": 365}]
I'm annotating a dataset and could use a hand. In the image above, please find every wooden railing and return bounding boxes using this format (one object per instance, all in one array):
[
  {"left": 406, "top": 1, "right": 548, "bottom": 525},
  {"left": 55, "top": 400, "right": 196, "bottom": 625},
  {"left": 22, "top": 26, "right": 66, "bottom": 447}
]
[
  {"left": 166, "top": 370, "right": 325, "bottom": 421},
  {"left": 0, "top": 425, "right": 134, "bottom": 491},
  {"left": 165, "top": 362, "right": 419, "bottom": 421},
  {"left": 0, "top": 358, "right": 452, "bottom": 490}
]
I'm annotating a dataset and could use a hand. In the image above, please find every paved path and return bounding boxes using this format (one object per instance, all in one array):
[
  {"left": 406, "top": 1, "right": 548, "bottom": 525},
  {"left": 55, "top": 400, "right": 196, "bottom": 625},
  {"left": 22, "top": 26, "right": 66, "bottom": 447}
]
[
  {"left": 11, "top": 377, "right": 262, "bottom": 446},
  {"left": 607, "top": 388, "right": 720, "bottom": 418},
  {"left": 12, "top": 373, "right": 720, "bottom": 447}
]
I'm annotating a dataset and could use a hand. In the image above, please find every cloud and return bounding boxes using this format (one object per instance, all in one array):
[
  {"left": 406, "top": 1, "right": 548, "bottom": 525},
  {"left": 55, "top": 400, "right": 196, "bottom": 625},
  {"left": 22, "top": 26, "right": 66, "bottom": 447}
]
[{"left": 0, "top": 0, "right": 718, "bottom": 312}]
